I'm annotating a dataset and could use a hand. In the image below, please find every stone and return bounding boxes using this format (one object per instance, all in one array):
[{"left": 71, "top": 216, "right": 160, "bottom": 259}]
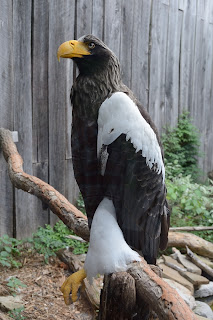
[
  {"left": 159, "top": 264, "right": 194, "bottom": 293},
  {"left": 163, "top": 278, "right": 196, "bottom": 309},
  {"left": 163, "top": 278, "right": 193, "bottom": 296},
  {"left": 195, "top": 282, "right": 213, "bottom": 298},
  {"left": 172, "top": 252, "right": 202, "bottom": 275},
  {"left": 193, "top": 301, "right": 213, "bottom": 319},
  {"left": 180, "top": 271, "right": 209, "bottom": 287},
  {"left": 0, "top": 296, "right": 24, "bottom": 312},
  {"left": 197, "top": 296, "right": 213, "bottom": 307},
  {"left": 162, "top": 255, "right": 187, "bottom": 272},
  {"left": 195, "top": 315, "right": 212, "bottom": 320}
]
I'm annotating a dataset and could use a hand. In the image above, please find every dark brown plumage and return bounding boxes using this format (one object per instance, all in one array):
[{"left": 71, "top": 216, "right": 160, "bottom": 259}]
[{"left": 59, "top": 34, "right": 169, "bottom": 264}]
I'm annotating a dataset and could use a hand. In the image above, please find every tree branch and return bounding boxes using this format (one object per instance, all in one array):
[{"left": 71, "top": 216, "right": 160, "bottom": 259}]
[
  {"left": 0, "top": 128, "right": 89, "bottom": 242},
  {"left": 0, "top": 128, "right": 197, "bottom": 319}
]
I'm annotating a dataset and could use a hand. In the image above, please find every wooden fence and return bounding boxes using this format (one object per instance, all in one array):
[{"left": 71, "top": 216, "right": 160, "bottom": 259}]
[{"left": 0, "top": 0, "right": 213, "bottom": 238}]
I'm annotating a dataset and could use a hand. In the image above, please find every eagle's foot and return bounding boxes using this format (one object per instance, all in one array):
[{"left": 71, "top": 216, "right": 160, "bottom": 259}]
[{"left": 60, "top": 268, "right": 87, "bottom": 305}]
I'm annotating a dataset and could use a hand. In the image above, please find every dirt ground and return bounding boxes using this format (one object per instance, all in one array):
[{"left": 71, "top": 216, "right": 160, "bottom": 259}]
[{"left": 0, "top": 255, "right": 97, "bottom": 320}]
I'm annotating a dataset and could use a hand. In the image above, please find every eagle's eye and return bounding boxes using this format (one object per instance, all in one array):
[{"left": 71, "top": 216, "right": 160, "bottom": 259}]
[{"left": 88, "top": 42, "right": 95, "bottom": 49}]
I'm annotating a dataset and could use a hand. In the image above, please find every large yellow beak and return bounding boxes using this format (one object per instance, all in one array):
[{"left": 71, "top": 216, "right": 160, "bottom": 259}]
[{"left": 57, "top": 40, "right": 90, "bottom": 61}]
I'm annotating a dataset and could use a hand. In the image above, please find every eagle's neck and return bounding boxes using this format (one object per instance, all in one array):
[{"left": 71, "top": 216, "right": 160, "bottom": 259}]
[{"left": 72, "top": 55, "right": 123, "bottom": 120}]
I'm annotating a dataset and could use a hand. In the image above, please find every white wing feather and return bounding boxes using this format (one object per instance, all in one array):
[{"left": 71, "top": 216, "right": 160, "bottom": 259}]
[{"left": 97, "top": 92, "right": 165, "bottom": 181}]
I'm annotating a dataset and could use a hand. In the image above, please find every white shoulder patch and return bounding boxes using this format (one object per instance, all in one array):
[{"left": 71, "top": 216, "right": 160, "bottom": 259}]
[{"left": 97, "top": 92, "right": 165, "bottom": 180}]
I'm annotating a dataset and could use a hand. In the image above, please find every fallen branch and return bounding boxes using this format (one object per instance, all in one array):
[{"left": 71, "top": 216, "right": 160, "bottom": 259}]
[
  {"left": 170, "top": 226, "right": 213, "bottom": 232},
  {"left": 0, "top": 128, "right": 90, "bottom": 242},
  {"left": 168, "top": 232, "right": 213, "bottom": 258},
  {"left": 0, "top": 128, "right": 197, "bottom": 319},
  {"left": 186, "top": 246, "right": 213, "bottom": 279}
]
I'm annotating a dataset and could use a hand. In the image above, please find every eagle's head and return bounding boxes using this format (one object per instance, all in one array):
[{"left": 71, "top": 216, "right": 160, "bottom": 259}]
[{"left": 57, "top": 35, "right": 119, "bottom": 75}]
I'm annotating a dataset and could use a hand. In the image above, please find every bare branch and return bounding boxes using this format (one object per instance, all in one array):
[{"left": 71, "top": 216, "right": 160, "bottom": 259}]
[{"left": 0, "top": 128, "right": 90, "bottom": 242}]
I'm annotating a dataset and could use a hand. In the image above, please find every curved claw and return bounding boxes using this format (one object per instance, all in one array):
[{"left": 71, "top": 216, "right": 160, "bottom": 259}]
[{"left": 60, "top": 268, "right": 87, "bottom": 305}]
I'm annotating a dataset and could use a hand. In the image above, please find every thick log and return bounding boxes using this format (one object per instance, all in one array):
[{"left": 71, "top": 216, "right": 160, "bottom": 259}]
[
  {"left": 0, "top": 128, "right": 90, "bottom": 242},
  {"left": 168, "top": 232, "right": 213, "bottom": 258},
  {"left": 128, "top": 259, "right": 196, "bottom": 320},
  {"left": 186, "top": 246, "right": 213, "bottom": 279},
  {"left": 98, "top": 273, "right": 138, "bottom": 320},
  {"left": 0, "top": 128, "right": 197, "bottom": 320},
  {"left": 170, "top": 226, "right": 213, "bottom": 232}
]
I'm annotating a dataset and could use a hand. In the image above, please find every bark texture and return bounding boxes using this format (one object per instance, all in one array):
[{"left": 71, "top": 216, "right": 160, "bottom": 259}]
[{"left": 0, "top": 128, "right": 90, "bottom": 242}]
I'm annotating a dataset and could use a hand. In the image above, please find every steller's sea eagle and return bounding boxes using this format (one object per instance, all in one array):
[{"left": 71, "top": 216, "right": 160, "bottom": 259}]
[{"left": 57, "top": 35, "right": 170, "bottom": 305}]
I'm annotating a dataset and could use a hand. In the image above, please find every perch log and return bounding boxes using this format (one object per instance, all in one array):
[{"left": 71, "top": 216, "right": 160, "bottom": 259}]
[
  {"left": 168, "top": 231, "right": 213, "bottom": 258},
  {"left": 0, "top": 128, "right": 197, "bottom": 320}
]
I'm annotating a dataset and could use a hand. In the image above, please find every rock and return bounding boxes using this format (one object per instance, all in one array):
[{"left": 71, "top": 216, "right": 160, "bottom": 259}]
[
  {"left": 0, "top": 296, "right": 24, "bottom": 312},
  {"left": 163, "top": 278, "right": 193, "bottom": 296},
  {"left": 193, "top": 301, "right": 213, "bottom": 319},
  {"left": 156, "top": 257, "right": 164, "bottom": 265},
  {"left": 163, "top": 278, "right": 196, "bottom": 309},
  {"left": 159, "top": 264, "right": 194, "bottom": 293},
  {"left": 172, "top": 252, "right": 202, "bottom": 275},
  {"left": 197, "top": 296, "right": 213, "bottom": 307},
  {"left": 162, "top": 255, "right": 187, "bottom": 272},
  {"left": 195, "top": 315, "right": 212, "bottom": 320},
  {"left": 195, "top": 282, "right": 213, "bottom": 298},
  {"left": 180, "top": 271, "right": 209, "bottom": 287}
]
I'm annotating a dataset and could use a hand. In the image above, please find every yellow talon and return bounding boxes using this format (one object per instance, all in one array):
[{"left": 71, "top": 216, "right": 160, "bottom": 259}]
[{"left": 60, "top": 268, "right": 87, "bottom": 305}]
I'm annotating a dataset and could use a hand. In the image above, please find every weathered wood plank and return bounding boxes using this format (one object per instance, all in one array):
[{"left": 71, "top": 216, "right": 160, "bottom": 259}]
[
  {"left": 119, "top": 0, "right": 134, "bottom": 89},
  {"left": 196, "top": 0, "right": 213, "bottom": 175},
  {"left": 179, "top": 0, "right": 197, "bottom": 114},
  {"left": 148, "top": 0, "right": 169, "bottom": 132},
  {"left": 32, "top": 0, "right": 50, "bottom": 228},
  {"left": 48, "top": 0, "right": 75, "bottom": 225},
  {"left": 0, "top": 0, "right": 14, "bottom": 237},
  {"left": 164, "top": 0, "right": 181, "bottom": 127},
  {"left": 76, "top": 0, "right": 92, "bottom": 38},
  {"left": 13, "top": 0, "right": 35, "bottom": 239},
  {"left": 32, "top": 0, "right": 49, "bottom": 164},
  {"left": 104, "top": 0, "right": 122, "bottom": 59},
  {"left": 191, "top": 2, "right": 207, "bottom": 174},
  {"left": 131, "top": 0, "right": 152, "bottom": 110},
  {"left": 92, "top": 0, "right": 104, "bottom": 39}
]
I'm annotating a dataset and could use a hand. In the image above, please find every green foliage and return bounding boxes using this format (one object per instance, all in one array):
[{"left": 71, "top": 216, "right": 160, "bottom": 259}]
[
  {"left": 76, "top": 193, "right": 86, "bottom": 215},
  {"left": 0, "top": 221, "right": 88, "bottom": 268},
  {"left": 28, "top": 221, "right": 88, "bottom": 263},
  {"left": 167, "top": 175, "right": 213, "bottom": 242},
  {"left": 162, "top": 112, "right": 213, "bottom": 242},
  {"left": 0, "top": 235, "right": 22, "bottom": 268},
  {"left": 6, "top": 277, "right": 27, "bottom": 296},
  {"left": 162, "top": 111, "right": 201, "bottom": 180},
  {"left": 8, "top": 307, "right": 25, "bottom": 320}
]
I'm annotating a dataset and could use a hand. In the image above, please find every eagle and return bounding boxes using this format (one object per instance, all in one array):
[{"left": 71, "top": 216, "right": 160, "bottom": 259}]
[{"left": 57, "top": 35, "right": 169, "bottom": 305}]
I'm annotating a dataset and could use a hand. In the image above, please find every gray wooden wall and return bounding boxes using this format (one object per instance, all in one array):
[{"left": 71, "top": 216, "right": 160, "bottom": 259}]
[{"left": 0, "top": 0, "right": 213, "bottom": 238}]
